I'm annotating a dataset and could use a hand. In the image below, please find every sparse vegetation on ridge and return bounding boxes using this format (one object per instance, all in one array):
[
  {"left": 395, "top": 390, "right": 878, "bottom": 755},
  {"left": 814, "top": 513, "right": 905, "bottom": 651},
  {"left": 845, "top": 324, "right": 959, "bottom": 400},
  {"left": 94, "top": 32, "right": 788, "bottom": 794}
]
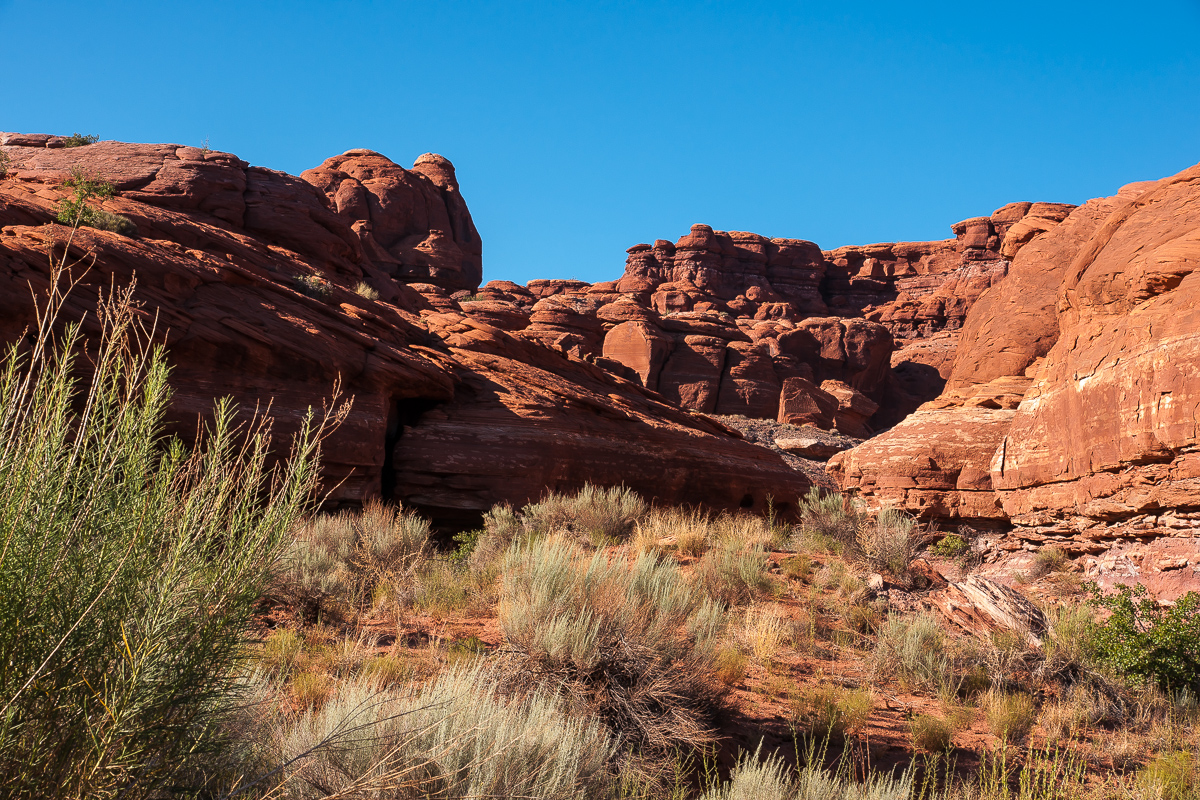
[{"left": 60, "top": 132, "right": 99, "bottom": 147}]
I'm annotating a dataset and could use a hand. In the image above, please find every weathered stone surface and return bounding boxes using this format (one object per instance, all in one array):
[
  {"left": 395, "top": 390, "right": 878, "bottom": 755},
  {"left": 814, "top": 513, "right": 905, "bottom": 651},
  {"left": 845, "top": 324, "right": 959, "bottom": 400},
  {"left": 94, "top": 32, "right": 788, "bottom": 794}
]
[
  {"left": 933, "top": 576, "right": 1048, "bottom": 647},
  {"left": 947, "top": 194, "right": 1126, "bottom": 391},
  {"left": 820, "top": 379, "right": 879, "bottom": 438},
  {"left": 0, "top": 134, "right": 812, "bottom": 527},
  {"left": 992, "top": 164, "right": 1200, "bottom": 539},
  {"left": 777, "top": 377, "right": 838, "bottom": 428},
  {"left": 827, "top": 406, "right": 1013, "bottom": 521},
  {"left": 601, "top": 320, "right": 673, "bottom": 390},
  {"left": 775, "top": 437, "right": 849, "bottom": 460},
  {"left": 302, "top": 149, "right": 482, "bottom": 291},
  {"left": 829, "top": 160, "right": 1200, "bottom": 598}
]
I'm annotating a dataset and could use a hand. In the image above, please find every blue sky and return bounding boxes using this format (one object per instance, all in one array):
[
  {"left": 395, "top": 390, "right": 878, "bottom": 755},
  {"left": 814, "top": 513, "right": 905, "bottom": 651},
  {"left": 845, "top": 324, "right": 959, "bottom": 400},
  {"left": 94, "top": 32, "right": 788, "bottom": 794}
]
[{"left": 3, "top": 1, "right": 1198, "bottom": 285}]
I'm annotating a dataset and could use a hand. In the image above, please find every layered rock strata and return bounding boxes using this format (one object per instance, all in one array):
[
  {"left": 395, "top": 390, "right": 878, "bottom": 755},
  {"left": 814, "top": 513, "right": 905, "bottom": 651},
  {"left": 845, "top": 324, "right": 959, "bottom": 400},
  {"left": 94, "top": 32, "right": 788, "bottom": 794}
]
[
  {"left": 0, "top": 135, "right": 811, "bottom": 525},
  {"left": 830, "top": 163, "right": 1200, "bottom": 599}
]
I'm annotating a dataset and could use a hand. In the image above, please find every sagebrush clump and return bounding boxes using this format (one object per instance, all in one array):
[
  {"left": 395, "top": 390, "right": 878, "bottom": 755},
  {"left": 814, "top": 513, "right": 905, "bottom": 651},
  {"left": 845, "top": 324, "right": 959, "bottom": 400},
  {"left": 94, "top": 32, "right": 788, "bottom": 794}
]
[{"left": 497, "top": 536, "right": 726, "bottom": 759}]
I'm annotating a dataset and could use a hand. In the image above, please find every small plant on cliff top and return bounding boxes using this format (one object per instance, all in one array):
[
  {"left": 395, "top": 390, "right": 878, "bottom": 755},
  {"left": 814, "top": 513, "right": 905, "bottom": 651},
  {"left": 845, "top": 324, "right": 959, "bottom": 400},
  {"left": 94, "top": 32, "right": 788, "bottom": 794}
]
[
  {"left": 0, "top": 150, "right": 12, "bottom": 179},
  {"left": 353, "top": 280, "right": 380, "bottom": 301},
  {"left": 60, "top": 132, "right": 99, "bottom": 147},
  {"left": 1089, "top": 583, "right": 1200, "bottom": 693}
]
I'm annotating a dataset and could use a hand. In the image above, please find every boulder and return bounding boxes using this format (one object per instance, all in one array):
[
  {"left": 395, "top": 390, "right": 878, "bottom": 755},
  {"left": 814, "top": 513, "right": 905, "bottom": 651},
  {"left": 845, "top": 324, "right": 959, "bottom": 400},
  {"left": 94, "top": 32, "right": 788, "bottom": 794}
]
[
  {"left": 932, "top": 577, "right": 1048, "bottom": 647},
  {"left": 774, "top": 437, "right": 849, "bottom": 460},
  {"left": 777, "top": 377, "right": 838, "bottom": 428}
]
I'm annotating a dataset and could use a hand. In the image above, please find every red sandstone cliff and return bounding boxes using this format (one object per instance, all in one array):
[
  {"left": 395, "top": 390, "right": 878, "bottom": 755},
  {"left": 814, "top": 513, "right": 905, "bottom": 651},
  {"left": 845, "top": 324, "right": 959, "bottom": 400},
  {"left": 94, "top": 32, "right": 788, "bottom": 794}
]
[
  {"left": 829, "top": 163, "right": 1200, "bottom": 598},
  {"left": 0, "top": 133, "right": 810, "bottom": 525},
  {"left": 455, "top": 202, "right": 1075, "bottom": 435}
]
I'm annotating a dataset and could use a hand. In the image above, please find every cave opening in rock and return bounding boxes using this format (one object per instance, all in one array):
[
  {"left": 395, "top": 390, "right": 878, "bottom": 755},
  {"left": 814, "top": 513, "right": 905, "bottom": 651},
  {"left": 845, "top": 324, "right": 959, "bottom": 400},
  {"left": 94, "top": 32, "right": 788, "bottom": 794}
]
[{"left": 381, "top": 396, "right": 442, "bottom": 501}]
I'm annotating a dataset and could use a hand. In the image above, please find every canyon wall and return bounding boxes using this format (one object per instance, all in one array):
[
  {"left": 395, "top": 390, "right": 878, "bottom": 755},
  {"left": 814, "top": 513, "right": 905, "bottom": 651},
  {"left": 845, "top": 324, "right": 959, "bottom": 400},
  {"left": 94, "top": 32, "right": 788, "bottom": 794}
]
[
  {"left": 456, "top": 202, "right": 1075, "bottom": 434},
  {"left": 830, "top": 164, "right": 1200, "bottom": 598},
  {"left": 0, "top": 134, "right": 810, "bottom": 526}
]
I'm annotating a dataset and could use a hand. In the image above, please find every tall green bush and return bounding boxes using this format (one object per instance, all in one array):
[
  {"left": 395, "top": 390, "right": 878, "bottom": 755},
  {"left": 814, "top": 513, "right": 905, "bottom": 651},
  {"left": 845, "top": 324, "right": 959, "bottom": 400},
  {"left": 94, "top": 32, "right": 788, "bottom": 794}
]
[
  {"left": 0, "top": 280, "right": 329, "bottom": 797},
  {"left": 1090, "top": 583, "right": 1200, "bottom": 693}
]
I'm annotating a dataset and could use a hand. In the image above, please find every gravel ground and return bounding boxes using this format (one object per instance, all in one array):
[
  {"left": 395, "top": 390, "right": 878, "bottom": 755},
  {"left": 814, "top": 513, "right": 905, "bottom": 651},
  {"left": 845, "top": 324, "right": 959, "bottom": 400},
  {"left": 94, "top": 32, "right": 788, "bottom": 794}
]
[{"left": 708, "top": 414, "right": 864, "bottom": 491}]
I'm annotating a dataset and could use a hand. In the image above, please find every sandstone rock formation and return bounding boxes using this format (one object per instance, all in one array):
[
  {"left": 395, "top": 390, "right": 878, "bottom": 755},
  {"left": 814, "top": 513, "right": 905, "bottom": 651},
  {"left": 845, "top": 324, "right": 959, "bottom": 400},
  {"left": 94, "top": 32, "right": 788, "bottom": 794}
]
[
  {"left": 452, "top": 200, "right": 1075, "bottom": 435},
  {"left": 0, "top": 134, "right": 811, "bottom": 526},
  {"left": 831, "top": 162, "right": 1200, "bottom": 599}
]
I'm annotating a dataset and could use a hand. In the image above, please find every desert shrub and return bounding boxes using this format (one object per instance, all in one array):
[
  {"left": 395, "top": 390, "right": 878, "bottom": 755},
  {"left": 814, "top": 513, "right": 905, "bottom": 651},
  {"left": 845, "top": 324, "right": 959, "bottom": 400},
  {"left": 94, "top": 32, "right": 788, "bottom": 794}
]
[
  {"left": 636, "top": 506, "right": 711, "bottom": 556},
  {"left": 294, "top": 273, "right": 333, "bottom": 300},
  {"left": 857, "top": 507, "right": 919, "bottom": 579},
  {"left": 55, "top": 166, "right": 115, "bottom": 229},
  {"left": 253, "top": 665, "right": 616, "bottom": 799},
  {"left": 844, "top": 602, "right": 882, "bottom": 635},
  {"left": 413, "top": 558, "right": 474, "bottom": 618},
  {"left": 0, "top": 286, "right": 325, "bottom": 798},
  {"left": 497, "top": 536, "right": 726, "bottom": 758},
  {"left": 353, "top": 280, "right": 380, "bottom": 300},
  {"left": 714, "top": 646, "right": 748, "bottom": 686},
  {"left": 781, "top": 553, "right": 812, "bottom": 582},
  {"left": 1136, "top": 750, "right": 1200, "bottom": 800},
  {"left": 791, "top": 685, "right": 873, "bottom": 740},
  {"left": 740, "top": 605, "right": 789, "bottom": 664},
  {"left": 259, "top": 627, "right": 305, "bottom": 675},
  {"left": 975, "top": 744, "right": 1089, "bottom": 800},
  {"left": 792, "top": 487, "right": 863, "bottom": 554},
  {"left": 709, "top": 511, "right": 773, "bottom": 549},
  {"left": 702, "top": 743, "right": 912, "bottom": 800},
  {"left": 982, "top": 689, "right": 1037, "bottom": 744},
  {"left": 932, "top": 532, "right": 968, "bottom": 558},
  {"left": 873, "top": 613, "right": 948, "bottom": 689},
  {"left": 675, "top": 526, "right": 710, "bottom": 556},
  {"left": 0, "top": 149, "right": 11, "bottom": 178},
  {"left": 1090, "top": 583, "right": 1200, "bottom": 693},
  {"left": 910, "top": 714, "right": 953, "bottom": 752},
  {"left": 522, "top": 484, "right": 648, "bottom": 544},
  {"left": 1039, "top": 693, "right": 1091, "bottom": 745},
  {"left": 1030, "top": 546, "right": 1068, "bottom": 579},
  {"left": 61, "top": 132, "right": 99, "bottom": 147},
  {"left": 461, "top": 502, "right": 525, "bottom": 571},
  {"left": 90, "top": 208, "right": 138, "bottom": 236},
  {"left": 359, "top": 651, "right": 410, "bottom": 688},
  {"left": 695, "top": 539, "right": 773, "bottom": 605},
  {"left": 1039, "top": 601, "right": 1098, "bottom": 683},
  {"left": 814, "top": 559, "right": 848, "bottom": 591},
  {"left": 985, "top": 629, "right": 1035, "bottom": 688},
  {"left": 291, "top": 669, "right": 334, "bottom": 708},
  {"left": 279, "top": 500, "right": 430, "bottom": 621}
]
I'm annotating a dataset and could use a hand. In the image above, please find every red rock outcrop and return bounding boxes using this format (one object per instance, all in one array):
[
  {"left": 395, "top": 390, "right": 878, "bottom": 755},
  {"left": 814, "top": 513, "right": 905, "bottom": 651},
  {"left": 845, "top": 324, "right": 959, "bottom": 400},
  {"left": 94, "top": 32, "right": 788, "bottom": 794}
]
[
  {"left": 992, "top": 164, "right": 1200, "bottom": 538},
  {"left": 302, "top": 150, "right": 482, "bottom": 292},
  {"left": 830, "top": 161, "right": 1200, "bottom": 599},
  {"left": 475, "top": 199, "right": 1075, "bottom": 434},
  {"left": 0, "top": 134, "right": 811, "bottom": 526}
]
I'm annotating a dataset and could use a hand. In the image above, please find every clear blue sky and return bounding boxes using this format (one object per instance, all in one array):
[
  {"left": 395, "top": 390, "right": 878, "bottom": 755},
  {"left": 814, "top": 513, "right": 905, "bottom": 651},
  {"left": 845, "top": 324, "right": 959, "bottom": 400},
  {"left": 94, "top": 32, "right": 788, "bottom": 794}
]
[{"left": 4, "top": 1, "right": 1198, "bottom": 285}]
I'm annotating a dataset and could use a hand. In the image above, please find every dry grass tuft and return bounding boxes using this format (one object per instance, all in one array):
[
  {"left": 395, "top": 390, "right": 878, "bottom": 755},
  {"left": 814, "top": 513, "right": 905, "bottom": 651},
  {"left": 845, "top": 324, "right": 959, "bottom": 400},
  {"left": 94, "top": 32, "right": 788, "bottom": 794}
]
[
  {"left": 982, "top": 689, "right": 1037, "bottom": 744},
  {"left": 909, "top": 714, "right": 953, "bottom": 752}
]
